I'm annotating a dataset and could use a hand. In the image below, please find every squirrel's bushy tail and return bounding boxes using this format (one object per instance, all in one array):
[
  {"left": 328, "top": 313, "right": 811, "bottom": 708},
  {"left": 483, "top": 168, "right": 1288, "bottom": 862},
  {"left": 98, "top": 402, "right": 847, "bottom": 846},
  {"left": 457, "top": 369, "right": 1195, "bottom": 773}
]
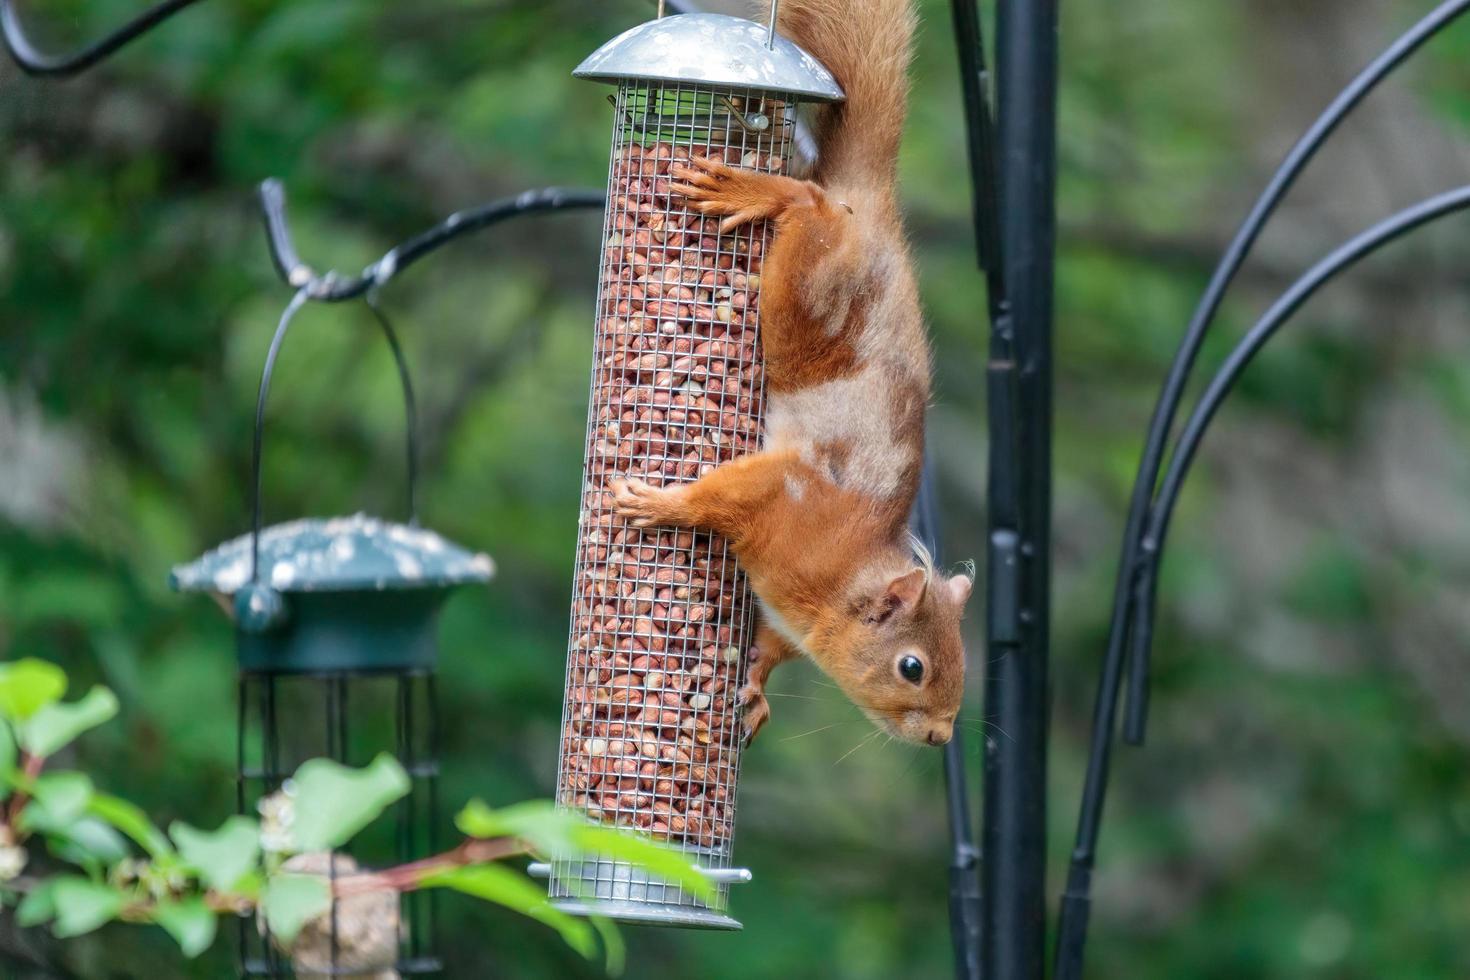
[{"left": 757, "top": 0, "right": 916, "bottom": 187}]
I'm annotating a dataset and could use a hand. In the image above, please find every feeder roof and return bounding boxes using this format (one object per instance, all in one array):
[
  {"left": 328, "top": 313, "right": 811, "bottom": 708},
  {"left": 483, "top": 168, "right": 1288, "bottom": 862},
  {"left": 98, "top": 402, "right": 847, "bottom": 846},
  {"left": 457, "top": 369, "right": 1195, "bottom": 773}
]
[
  {"left": 574, "top": 12, "right": 844, "bottom": 103},
  {"left": 169, "top": 514, "right": 495, "bottom": 595}
]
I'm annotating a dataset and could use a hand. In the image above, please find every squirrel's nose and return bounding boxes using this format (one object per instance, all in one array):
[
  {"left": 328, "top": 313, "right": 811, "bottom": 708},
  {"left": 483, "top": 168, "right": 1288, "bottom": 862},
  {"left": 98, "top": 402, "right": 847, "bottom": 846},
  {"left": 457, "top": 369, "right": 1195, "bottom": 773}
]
[{"left": 926, "top": 727, "right": 951, "bottom": 746}]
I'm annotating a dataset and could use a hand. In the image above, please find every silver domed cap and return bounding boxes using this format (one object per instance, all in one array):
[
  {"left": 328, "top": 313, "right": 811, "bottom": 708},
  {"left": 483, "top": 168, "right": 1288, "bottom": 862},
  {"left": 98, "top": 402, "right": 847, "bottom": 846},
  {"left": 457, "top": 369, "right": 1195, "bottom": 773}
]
[{"left": 574, "top": 12, "right": 844, "bottom": 103}]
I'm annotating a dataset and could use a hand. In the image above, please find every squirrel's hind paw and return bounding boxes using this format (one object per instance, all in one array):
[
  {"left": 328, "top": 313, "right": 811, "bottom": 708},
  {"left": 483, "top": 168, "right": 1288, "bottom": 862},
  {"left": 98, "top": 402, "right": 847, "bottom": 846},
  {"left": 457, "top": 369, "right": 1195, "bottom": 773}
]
[{"left": 738, "top": 683, "right": 771, "bottom": 745}]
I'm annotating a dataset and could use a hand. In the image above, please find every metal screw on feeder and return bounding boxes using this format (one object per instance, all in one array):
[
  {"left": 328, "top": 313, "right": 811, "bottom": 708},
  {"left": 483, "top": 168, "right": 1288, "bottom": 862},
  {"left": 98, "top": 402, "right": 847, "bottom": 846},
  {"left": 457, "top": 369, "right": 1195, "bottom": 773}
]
[
  {"left": 170, "top": 297, "right": 494, "bottom": 977},
  {"left": 539, "top": 9, "right": 841, "bottom": 931}
]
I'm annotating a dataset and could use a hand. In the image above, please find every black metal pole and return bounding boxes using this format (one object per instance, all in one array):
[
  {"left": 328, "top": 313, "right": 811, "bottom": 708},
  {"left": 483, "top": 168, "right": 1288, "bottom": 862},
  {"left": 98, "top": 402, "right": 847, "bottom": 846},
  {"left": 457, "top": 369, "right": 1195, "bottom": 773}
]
[
  {"left": 982, "top": 2, "right": 1058, "bottom": 979},
  {"left": 946, "top": 1, "right": 1007, "bottom": 975},
  {"left": 913, "top": 456, "right": 982, "bottom": 980}
]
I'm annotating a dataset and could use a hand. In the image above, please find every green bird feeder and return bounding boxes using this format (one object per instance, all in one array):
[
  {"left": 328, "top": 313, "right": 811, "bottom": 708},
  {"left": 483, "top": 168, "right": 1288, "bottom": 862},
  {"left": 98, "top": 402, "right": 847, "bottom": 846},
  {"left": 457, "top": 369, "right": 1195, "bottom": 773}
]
[
  {"left": 170, "top": 294, "right": 493, "bottom": 978},
  {"left": 170, "top": 513, "right": 495, "bottom": 675}
]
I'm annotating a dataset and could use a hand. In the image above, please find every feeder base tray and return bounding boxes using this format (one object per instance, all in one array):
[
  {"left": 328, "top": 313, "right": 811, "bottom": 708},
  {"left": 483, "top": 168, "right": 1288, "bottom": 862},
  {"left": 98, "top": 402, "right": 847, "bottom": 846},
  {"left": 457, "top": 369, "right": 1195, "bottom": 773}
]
[
  {"left": 532, "top": 858, "right": 749, "bottom": 931},
  {"left": 549, "top": 898, "right": 742, "bottom": 931}
]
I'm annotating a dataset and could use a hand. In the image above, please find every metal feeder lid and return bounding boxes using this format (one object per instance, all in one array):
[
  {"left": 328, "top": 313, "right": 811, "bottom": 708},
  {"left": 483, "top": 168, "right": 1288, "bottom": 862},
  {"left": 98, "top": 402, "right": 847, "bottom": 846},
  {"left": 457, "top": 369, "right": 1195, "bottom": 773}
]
[
  {"left": 574, "top": 12, "right": 844, "bottom": 103},
  {"left": 169, "top": 513, "right": 496, "bottom": 595}
]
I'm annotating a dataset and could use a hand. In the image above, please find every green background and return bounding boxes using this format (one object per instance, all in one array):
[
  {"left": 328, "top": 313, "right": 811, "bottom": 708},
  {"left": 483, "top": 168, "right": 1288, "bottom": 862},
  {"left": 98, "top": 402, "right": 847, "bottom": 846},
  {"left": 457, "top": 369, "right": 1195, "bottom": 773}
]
[{"left": 3, "top": 0, "right": 1469, "bottom": 976}]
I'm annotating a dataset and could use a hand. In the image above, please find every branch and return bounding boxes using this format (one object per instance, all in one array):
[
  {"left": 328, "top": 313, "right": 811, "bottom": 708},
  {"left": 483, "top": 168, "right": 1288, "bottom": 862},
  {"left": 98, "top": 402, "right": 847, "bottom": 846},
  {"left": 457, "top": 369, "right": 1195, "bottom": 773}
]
[{"left": 332, "top": 835, "right": 527, "bottom": 898}]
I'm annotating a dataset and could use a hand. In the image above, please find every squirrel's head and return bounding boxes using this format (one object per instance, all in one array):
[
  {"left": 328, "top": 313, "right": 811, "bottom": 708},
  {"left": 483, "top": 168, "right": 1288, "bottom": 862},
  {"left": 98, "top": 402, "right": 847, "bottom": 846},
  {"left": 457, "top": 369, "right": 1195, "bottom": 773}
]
[{"left": 821, "top": 559, "right": 973, "bottom": 746}]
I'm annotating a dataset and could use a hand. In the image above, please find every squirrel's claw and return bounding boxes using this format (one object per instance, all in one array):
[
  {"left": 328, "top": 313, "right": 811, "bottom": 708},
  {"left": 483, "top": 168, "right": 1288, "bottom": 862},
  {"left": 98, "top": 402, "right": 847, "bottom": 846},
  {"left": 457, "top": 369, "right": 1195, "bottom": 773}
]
[
  {"left": 673, "top": 156, "right": 733, "bottom": 184},
  {"left": 669, "top": 157, "right": 772, "bottom": 232},
  {"left": 667, "top": 182, "right": 708, "bottom": 201},
  {"left": 738, "top": 683, "right": 770, "bottom": 745}
]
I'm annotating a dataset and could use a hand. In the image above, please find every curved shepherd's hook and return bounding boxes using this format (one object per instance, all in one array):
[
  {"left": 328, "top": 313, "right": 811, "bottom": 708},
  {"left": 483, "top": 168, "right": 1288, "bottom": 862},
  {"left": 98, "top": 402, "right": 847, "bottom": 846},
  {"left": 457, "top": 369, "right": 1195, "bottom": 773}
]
[
  {"left": 257, "top": 179, "right": 606, "bottom": 303},
  {"left": 0, "top": 0, "right": 206, "bottom": 76},
  {"left": 1057, "top": 3, "right": 1470, "bottom": 978},
  {"left": 1127, "top": 186, "right": 1470, "bottom": 688},
  {"left": 248, "top": 179, "right": 605, "bottom": 582},
  {"left": 1116, "top": 0, "right": 1470, "bottom": 751}
]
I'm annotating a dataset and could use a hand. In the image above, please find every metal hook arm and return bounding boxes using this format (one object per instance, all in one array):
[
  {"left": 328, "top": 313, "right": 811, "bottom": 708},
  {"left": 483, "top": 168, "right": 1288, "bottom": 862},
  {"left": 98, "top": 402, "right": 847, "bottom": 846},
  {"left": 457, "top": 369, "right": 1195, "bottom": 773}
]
[
  {"left": 1055, "top": 22, "right": 1470, "bottom": 972},
  {"left": 365, "top": 296, "right": 421, "bottom": 528},
  {"left": 1092, "top": 0, "right": 1470, "bottom": 761},
  {"left": 1057, "top": 189, "right": 1470, "bottom": 980},
  {"left": 1, "top": 0, "right": 207, "bottom": 76},
  {"left": 257, "top": 179, "right": 605, "bottom": 304},
  {"left": 248, "top": 287, "right": 311, "bottom": 584},
  {"left": 1129, "top": 185, "right": 1470, "bottom": 688},
  {"left": 248, "top": 179, "right": 608, "bottom": 555}
]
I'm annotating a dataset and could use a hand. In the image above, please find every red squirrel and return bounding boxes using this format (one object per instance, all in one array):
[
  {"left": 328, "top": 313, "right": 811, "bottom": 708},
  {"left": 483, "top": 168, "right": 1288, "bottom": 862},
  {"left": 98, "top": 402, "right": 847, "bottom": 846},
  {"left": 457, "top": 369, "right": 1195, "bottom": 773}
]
[{"left": 612, "top": 0, "right": 971, "bottom": 745}]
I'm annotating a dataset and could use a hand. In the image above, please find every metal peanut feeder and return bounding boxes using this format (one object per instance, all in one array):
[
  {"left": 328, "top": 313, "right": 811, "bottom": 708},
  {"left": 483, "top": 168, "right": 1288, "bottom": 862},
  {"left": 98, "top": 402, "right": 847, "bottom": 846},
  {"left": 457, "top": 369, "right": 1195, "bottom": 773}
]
[
  {"left": 171, "top": 302, "right": 493, "bottom": 977},
  {"left": 540, "top": 9, "right": 842, "bottom": 930}
]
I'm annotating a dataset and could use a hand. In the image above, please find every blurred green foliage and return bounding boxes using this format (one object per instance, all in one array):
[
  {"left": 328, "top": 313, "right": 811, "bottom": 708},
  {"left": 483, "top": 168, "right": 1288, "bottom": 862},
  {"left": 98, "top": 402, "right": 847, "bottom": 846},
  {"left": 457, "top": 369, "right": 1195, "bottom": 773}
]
[{"left": 2, "top": 0, "right": 1470, "bottom": 977}]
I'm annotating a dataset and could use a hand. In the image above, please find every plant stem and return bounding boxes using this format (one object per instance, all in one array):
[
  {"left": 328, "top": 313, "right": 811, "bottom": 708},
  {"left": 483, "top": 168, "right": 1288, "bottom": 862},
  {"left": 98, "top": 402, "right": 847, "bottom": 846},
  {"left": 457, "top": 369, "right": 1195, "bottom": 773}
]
[
  {"left": 332, "top": 835, "right": 526, "bottom": 897},
  {"left": 6, "top": 753, "right": 47, "bottom": 825}
]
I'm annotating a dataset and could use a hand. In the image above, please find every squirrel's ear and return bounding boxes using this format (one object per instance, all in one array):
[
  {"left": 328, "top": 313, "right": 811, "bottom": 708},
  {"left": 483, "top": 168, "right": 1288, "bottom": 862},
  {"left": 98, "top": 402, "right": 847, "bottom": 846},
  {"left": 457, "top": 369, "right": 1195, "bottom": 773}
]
[
  {"left": 863, "top": 568, "right": 927, "bottom": 625},
  {"left": 885, "top": 568, "right": 927, "bottom": 611},
  {"left": 946, "top": 574, "right": 973, "bottom": 608}
]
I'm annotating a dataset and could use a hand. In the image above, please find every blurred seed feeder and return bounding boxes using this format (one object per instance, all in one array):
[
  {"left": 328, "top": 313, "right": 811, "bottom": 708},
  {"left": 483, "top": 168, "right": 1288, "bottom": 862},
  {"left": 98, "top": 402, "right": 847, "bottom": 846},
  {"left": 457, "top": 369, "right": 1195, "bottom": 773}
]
[
  {"left": 171, "top": 514, "right": 494, "bottom": 675},
  {"left": 541, "top": 9, "right": 842, "bottom": 932},
  {"left": 170, "top": 300, "right": 492, "bottom": 977}
]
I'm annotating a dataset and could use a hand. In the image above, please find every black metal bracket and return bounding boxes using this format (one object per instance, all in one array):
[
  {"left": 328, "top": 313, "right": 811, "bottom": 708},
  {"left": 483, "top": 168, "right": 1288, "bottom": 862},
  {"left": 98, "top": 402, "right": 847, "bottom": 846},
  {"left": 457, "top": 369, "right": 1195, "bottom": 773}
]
[
  {"left": 247, "top": 178, "right": 604, "bottom": 577},
  {"left": 0, "top": 0, "right": 207, "bottom": 76},
  {"left": 256, "top": 179, "right": 605, "bottom": 304},
  {"left": 1055, "top": 3, "right": 1470, "bottom": 978}
]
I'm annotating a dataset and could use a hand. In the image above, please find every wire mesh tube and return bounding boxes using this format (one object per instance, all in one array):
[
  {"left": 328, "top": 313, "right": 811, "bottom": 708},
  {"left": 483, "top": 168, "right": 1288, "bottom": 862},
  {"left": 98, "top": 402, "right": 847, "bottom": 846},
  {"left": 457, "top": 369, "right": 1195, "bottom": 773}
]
[{"left": 550, "top": 82, "right": 795, "bottom": 927}]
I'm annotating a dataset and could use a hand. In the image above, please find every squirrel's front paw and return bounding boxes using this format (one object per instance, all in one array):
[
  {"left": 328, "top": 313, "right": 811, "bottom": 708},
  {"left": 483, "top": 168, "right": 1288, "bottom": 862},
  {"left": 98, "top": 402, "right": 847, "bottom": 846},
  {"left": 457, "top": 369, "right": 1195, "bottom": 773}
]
[
  {"left": 610, "top": 477, "right": 679, "bottom": 528},
  {"left": 670, "top": 156, "right": 772, "bottom": 233},
  {"left": 738, "top": 683, "right": 771, "bottom": 745}
]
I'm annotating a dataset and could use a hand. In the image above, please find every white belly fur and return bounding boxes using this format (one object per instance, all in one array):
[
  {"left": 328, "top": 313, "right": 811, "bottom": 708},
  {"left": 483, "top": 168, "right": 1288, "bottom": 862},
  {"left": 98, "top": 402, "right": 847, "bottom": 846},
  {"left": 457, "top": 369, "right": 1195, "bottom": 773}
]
[
  {"left": 763, "top": 364, "right": 915, "bottom": 499},
  {"left": 757, "top": 597, "right": 808, "bottom": 654}
]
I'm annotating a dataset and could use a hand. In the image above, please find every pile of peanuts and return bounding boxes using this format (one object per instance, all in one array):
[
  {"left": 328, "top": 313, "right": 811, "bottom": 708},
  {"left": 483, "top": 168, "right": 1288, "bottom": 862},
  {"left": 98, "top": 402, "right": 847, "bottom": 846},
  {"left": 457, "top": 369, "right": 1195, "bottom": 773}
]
[{"left": 559, "top": 134, "right": 785, "bottom": 851}]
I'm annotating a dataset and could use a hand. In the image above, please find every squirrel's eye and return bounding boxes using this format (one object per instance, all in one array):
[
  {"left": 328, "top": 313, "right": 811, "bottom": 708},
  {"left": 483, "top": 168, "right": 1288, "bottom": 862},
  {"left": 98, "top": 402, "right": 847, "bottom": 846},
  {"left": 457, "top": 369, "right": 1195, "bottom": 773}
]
[{"left": 899, "top": 655, "right": 924, "bottom": 684}]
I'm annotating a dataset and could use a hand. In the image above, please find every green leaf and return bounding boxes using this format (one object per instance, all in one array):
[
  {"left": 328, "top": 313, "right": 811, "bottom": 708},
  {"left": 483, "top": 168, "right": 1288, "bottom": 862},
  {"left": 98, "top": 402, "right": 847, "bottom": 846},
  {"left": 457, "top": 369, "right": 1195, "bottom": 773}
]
[
  {"left": 0, "top": 659, "right": 67, "bottom": 722},
  {"left": 0, "top": 721, "right": 14, "bottom": 800},
  {"left": 49, "top": 877, "right": 124, "bottom": 938},
  {"left": 288, "top": 753, "right": 410, "bottom": 852},
  {"left": 154, "top": 897, "right": 218, "bottom": 958},
  {"left": 49, "top": 816, "right": 129, "bottom": 868},
  {"left": 20, "top": 686, "right": 119, "bottom": 758},
  {"left": 16, "top": 879, "right": 57, "bottom": 927},
  {"left": 454, "top": 799, "right": 712, "bottom": 901},
  {"left": 261, "top": 873, "right": 331, "bottom": 946},
  {"left": 17, "top": 774, "right": 126, "bottom": 873},
  {"left": 566, "top": 822, "right": 715, "bottom": 902},
  {"left": 454, "top": 798, "right": 543, "bottom": 839},
  {"left": 422, "top": 864, "right": 596, "bottom": 960},
  {"left": 228, "top": 869, "right": 265, "bottom": 902},
  {"left": 89, "top": 793, "right": 173, "bottom": 860},
  {"left": 21, "top": 772, "right": 95, "bottom": 831},
  {"left": 171, "top": 816, "right": 260, "bottom": 893},
  {"left": 591, "top": 915, "right": 626, "bottom": 977}
]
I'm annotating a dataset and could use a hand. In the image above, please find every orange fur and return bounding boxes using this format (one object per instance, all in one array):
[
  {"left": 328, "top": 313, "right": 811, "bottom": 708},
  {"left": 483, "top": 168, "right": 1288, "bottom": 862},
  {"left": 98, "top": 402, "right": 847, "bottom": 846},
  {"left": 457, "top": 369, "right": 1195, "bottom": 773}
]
[{"left": 614, "top": 0, "right": 971, "bottom": 746}]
